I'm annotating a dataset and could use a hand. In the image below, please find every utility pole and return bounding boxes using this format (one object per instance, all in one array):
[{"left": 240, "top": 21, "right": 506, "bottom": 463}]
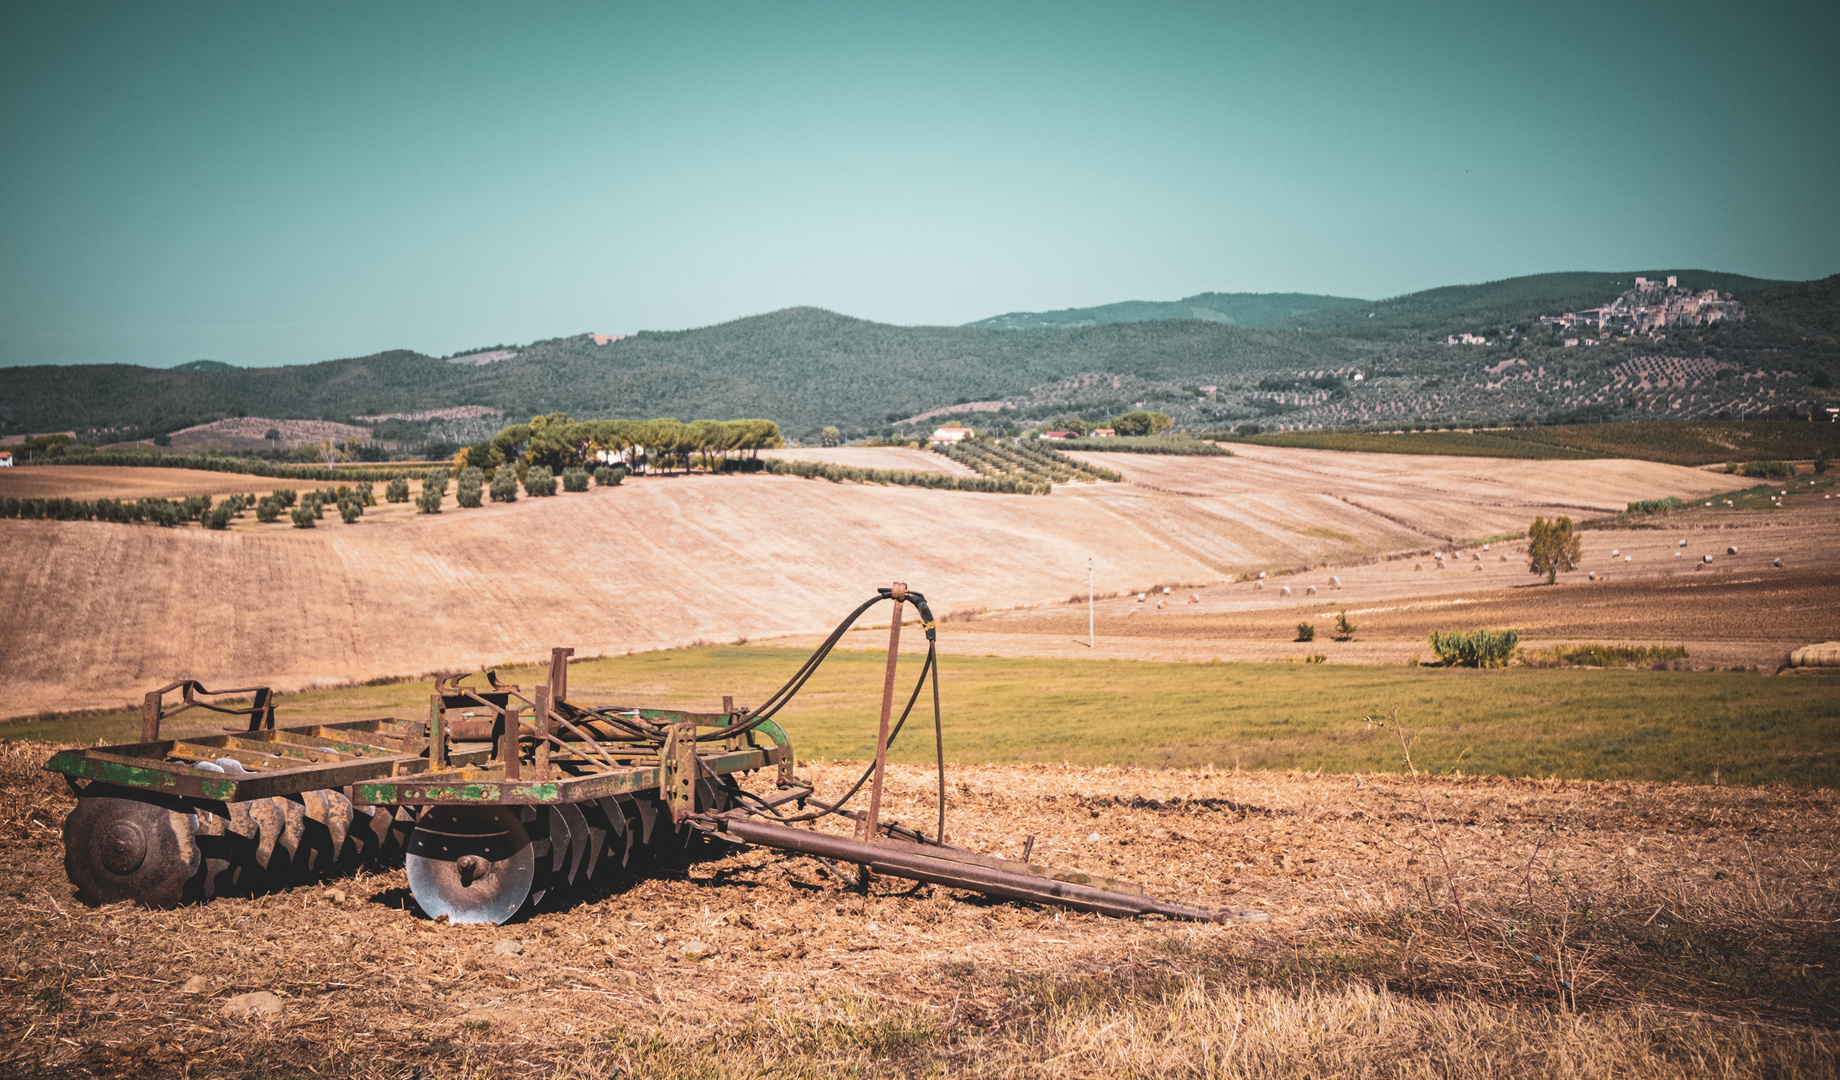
[{"left": 1087, "top": 557, "right": 1095, "bottom": 649}]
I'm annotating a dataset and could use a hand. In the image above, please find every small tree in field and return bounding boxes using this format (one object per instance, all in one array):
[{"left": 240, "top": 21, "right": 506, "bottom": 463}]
[
  {"left": 490, "top": 465, "right": 519, "bottom": 502},
  {"left": 1527, "top": 515, "right": 1582, "bottom": 584},
  {"left": 455, "top": 467, "right": 484, "bottom": 508}
]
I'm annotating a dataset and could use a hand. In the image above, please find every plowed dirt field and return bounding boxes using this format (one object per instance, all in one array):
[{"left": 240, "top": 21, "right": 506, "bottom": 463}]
[{"left": 2, "top": 744, "right": 1834, "bottom": 1078}]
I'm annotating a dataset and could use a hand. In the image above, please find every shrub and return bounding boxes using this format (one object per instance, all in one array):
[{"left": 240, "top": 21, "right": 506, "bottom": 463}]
[
  {"left": 1524, "top": 643, "right": 1689, "bottom": 668},
  {"left": 385, "top": 477, "right": 410, "bottom": 503},
  {"left": 1295, "top": 622, "right": 1315, "bottom": 642},
  {"left": 1626, "top": 496, "right": 1684, "bottom": 514},
  {"left": 456, "top": 466, "right": 484, "bottom": 508},
  {"left": 1737, "top": 460, "right": 1796, "bottom": 479},
  {"left": 562, "top": 466, "right": 590, "bottom": 492},
  {"left": 1333, "top": 612, "right": 1356, "bottom": 641},
  {"left": 272, "top": 488, "right": 298, "bottom": 509},
  {"left": 204, "top": 506, "right": 233, "bottom": 530},
  {"left": 524, "top": 465, "right": 557, "bottom": 497},
  {"left": 290, "top": 504, "right": 317, "bottom": 528},
  {"left": 594, "top": 465, "right": 624, "bottom": 486},
  {"left": 339, "top": 498, "right": 364, "bottom": 523},
  {"left": 489, "top": 465, "right": 519, "bottom": 502},
  {"left": 1429, "top": 628, "right": 1521, "bottom": 668},
  {"left": 1527, "top": 515, "right": 1581, "bottom": 584},
  {"left": 416, "top": 474, "right": 444, "bottom": 514},
  {"left": 255, "top": 497, "right": 281, "bottom": 523}
]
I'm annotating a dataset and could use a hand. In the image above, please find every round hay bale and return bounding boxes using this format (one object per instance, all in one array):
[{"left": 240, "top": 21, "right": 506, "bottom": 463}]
[
  {"left": 1726, "top": 545, "right": 1738, "bottom": 555},
  {"left": 1789, "top": 642, "right": 1840, "bottom": 668}
]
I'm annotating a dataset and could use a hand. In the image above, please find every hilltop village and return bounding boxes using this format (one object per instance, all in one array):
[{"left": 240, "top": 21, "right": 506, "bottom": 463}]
[{"left": 1541, "top": 275, "right": 1746, "bottom": 340}]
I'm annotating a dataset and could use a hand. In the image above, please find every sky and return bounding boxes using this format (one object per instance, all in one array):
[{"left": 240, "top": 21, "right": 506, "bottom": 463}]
[{"left": 2, "top": 0, "right": 1835, "bottom": 368}]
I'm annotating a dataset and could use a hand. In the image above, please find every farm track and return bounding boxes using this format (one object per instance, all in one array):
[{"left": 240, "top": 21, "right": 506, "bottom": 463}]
[{"left": 0, "top": 448, "right": 1821, "bottom": 719}]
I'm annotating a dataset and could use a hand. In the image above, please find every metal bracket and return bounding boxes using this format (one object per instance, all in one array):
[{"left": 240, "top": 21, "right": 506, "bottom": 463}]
[{"left": 660, "top": 723, "right": 699, "bottom": 824}]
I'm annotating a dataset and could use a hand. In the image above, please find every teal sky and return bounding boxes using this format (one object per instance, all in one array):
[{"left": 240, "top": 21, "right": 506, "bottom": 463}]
[{"left": 2, "top": 0, "right": 1835, "bottom": 368}]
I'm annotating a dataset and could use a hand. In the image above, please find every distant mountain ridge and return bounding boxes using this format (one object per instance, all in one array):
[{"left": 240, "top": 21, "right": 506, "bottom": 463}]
[
  {"left": 1, "top": 270, "right": 1832, "bottom": 446},
  {"left": 966, "top": 291, "right": 1369, "bottom": 329}
]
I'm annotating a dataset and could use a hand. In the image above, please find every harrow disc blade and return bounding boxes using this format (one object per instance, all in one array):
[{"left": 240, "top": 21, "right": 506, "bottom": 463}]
[
  {"left": 406, "top": 807, "right": 534, "bottom": 925},
  {"left": 64, "top": 790, "right": 200, "bottom": 908}
]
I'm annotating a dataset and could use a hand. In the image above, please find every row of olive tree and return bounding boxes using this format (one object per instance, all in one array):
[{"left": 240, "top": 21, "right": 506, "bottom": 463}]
[{"left": 457, "top": 415, "right": 784, "bottom": 474}]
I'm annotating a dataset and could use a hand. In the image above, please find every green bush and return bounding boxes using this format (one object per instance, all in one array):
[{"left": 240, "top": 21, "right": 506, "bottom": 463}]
[
  {"left": 594, "top": 465, "right": 624, "bottom": 486},
  {"left": 524, "top": 464, "right": 557, "bottom": 497},
  {"left": 562, "top": 466, "right": 590, "bottom": 492},
  {"left": 456, "top": 466, "right": 484, "bottom": 508},
  {"left": 1334, "top": 612, "right": 1356, "bottom": 641},
  {"left": 1295, "top": 622, "right": 1315, "bottom": 642},
  {"left": 290, "top": 504, "right": 317, "bottom": 528},
  {"left": 416, "top": 473, "right": 445, "bottom": 514},
  {"left": 255, "top": 498, "right": 280, "bottom": 524},
  {"left": 490, "top": 464, "right": 519, "bottom": 502},
  {"left": 1109, "top": 410, "right": 1173, "bottom": 436},
  {"left": 272, "top": 488, "right": 298, "bottom": 509},
  {"left": 339, "top": 498, "right": 364, "bottom": 523},
  {"left": 204, "top": 506, "right": 233, "bottom": 530},
  {"left": 1429, "top": 628, "right": 1521, "bottom": 668},
  {"left": 1737, "top": 460, "right": 1796, "bottom": 479},
  {"left": 1526, "top": 643, "right": 1690, "bottom": 668},
  {"left": 1626, "top": 496, "right": 1684, "bottom": 514},
  {"left": 385, "top": 477, "right": 410, "bottom": 503}
]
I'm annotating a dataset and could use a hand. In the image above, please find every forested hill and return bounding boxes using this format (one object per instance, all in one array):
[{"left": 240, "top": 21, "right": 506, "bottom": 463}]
[
  {"left": 965, "top": 291, "right": 1369, "bottom": 329},
  {"left": 1, "top": 270, "right": 1833, "bottom": 445},
  {"left": 0, "top": 309, "right": 1364, "bottom": 442},
  {"left": 1285, "top": 270, "right": 1794, "bottom": 341}
]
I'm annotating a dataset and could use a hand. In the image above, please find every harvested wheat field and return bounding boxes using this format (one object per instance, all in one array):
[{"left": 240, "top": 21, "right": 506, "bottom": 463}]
[
  {"left": 0, "top": 465, "right": 352, "bottom": 502},
  {"left": 1, "top": 448, "right": 1800, "bottom": 720},
  {"left": 1, "top": 741, "right": 1834, "bottom": 1078}
]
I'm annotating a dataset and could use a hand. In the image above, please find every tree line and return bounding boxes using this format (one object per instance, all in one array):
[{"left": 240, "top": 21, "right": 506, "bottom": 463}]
[{"left": 458, "top": 415, "right": 784, "bottom": 473}]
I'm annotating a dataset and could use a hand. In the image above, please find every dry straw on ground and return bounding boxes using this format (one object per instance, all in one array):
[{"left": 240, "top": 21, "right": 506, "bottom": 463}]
[{"left": 1, "top": 739, "right": 1834, "bottom": 1078}]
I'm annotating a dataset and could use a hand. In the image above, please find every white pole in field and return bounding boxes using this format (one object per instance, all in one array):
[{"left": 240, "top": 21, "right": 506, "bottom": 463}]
[{"left": 1087, "top": 557, "right": 1095, "bottom": 649}]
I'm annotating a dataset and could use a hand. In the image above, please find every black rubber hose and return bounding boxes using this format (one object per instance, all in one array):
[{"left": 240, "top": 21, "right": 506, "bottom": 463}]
[{"left": 769, "top": 641, "right": 936, "bottom": 827}]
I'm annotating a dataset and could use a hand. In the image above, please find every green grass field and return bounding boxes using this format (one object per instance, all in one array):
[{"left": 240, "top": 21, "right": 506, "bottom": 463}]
[{"left": 7, "top": 648, "right": 1835, "bottom": 788}]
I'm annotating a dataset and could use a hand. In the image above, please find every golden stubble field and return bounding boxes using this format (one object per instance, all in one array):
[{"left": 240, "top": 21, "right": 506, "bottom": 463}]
[
  {"left": 1, "top": 743, "right": 1834, "bottom": 1078},
  {"left": 0, "top": 447, "right": 1821, "bottom": 719}
]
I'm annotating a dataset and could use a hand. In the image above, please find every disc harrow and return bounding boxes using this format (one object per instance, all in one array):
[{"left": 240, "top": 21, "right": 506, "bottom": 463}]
[{"left": 48, "top": 584, "right": 1269, "bottom": 925}]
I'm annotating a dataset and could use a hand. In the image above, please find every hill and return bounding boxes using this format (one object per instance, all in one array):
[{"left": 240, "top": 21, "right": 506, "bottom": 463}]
[
  {"left": 0, "top": 271, "right": 1833, "bottom": 448},
  {"left": 965, "top": 291, "right": 1369, "bottom": 329},
  {"left": 0, "top": 448, "right": 1752, "bottom": 719}
]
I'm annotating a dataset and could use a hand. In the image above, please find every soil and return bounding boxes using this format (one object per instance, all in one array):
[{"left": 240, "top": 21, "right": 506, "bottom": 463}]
[{"left": 2, "top": 741, "right": 1833, "bottom": 1077}]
